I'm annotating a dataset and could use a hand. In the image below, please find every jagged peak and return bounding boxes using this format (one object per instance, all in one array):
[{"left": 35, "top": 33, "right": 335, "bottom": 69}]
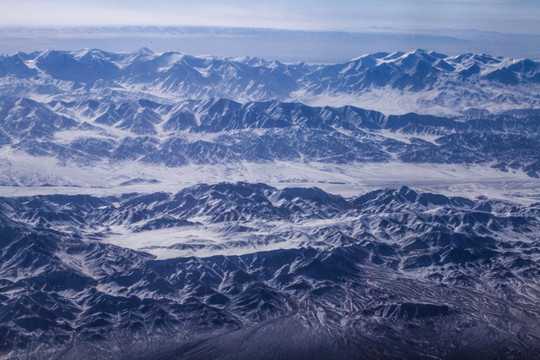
[{"left": 133, "top": 47, "right": 155, "bottom": 56}]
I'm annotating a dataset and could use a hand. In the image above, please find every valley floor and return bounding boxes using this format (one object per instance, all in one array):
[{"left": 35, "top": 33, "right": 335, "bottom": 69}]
[{"left": 1, "top": 159, "right": 539, "bottom": 204}]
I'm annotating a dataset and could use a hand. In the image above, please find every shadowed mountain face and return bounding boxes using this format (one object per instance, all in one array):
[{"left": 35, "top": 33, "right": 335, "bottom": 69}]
[
  {"left": 0, "top": 49, "right": 539, "bottom": 114},
  {"left": 0, "top": 183, "right": 539, "bottom": 359}
]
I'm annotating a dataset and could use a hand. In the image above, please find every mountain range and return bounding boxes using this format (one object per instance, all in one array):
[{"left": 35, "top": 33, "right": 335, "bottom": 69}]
[
  {"left": 0, "top": 49, "right": 539, "bottom": 114},
  {"left": 0, "top": 96, "right": 538, "bottom": 180},
  {"left": 0, "top": 49, "right": 539, "bottom": 359},
  {"left": 1, "top": 183, "right": 539, "bottom": 359}
]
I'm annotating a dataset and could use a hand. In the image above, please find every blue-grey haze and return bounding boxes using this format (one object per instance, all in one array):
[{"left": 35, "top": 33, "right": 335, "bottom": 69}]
[{"left": 1, "top": 26, "right": 539, "bottom": 62}]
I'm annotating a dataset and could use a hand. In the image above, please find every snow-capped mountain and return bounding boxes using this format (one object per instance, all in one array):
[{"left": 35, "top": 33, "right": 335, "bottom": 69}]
[
  {"left": 1, "top": 183, "right": 539, "bottom": 359},
  {"left": 0, "top": 49, "right": 539, "bottom": 115}
]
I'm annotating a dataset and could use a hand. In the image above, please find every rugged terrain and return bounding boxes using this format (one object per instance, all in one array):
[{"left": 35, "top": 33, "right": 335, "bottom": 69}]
[
  {"left": 0, "top": 50, "right": 539, "bottom": 359},
  {"left": 1, "top": 184, "right": 539, "bottom": 359},
  {"left": 0, "top": 48, "right": 539, "bottom": 114}
]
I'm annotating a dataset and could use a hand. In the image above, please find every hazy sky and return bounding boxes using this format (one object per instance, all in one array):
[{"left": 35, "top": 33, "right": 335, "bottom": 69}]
[{"left": 1, "top": 0, "right": 539, "bottom": 35}]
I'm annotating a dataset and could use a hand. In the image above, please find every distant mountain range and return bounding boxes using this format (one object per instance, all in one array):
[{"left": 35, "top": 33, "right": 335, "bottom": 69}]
[{"left": 0, "top": 49, "right": 539, "bottom": 114}]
